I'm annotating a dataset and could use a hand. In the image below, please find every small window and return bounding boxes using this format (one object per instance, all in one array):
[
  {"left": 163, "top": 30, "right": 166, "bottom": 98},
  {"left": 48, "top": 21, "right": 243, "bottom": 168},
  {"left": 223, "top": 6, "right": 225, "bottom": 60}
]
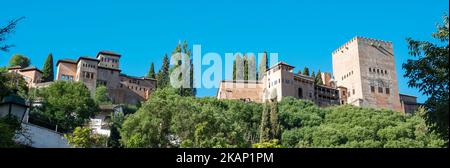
[
  {"left": 385, "top": 88, "right": 390, "bottom": 94},
  {"left": 369, "top": 68, "right": 371, "bottom": 72},
  {"left": 352, "top": 89, "right": 355, "bottom": 95},
  {"left": 370, "top": 86, "right": 375, "bottom": 93},
  {"left": 378, "top": 87, "right": 383, "bottom": 93},
  {"left": 377, "top": 69, "right": 380, "bottom": 74}
]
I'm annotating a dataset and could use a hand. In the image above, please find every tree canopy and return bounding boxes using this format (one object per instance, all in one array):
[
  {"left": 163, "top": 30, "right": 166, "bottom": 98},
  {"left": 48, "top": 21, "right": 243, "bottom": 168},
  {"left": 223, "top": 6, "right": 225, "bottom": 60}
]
[
  {"left": 42, "top": 53, "right": 54, "bottom": 82},
  {"left": 37, "top": 81, "right": 98, "bottom": 132},
  {"left": 279, "top": 97, "right": 446, "bottom": 148},
  {"left": 8, "top": 54, "right": 30, "bottom": 68},
  {"left": 403, "top": 14, "right": 449, "bottom": 140},
  {"left": 119, "top": 89, "right": 446, "bottom": 148}
]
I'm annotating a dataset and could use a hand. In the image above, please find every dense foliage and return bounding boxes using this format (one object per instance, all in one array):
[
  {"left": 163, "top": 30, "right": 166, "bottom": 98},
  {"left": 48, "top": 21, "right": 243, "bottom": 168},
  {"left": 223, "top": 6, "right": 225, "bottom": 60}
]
[
  {"left": 403, "top": 14, "right": 449, "bottom": 140},
  {"left": 65, "top": 127, "right": 107, "bottom": 148},
  {"left": 0, "top": 117, "right": 21, "bottom": 148},
  {"left": 94, "top": 85, "right": 111, "bottom": 105},
  {"left": 42, "top": 53, "right": 54, "bottom": 82},
  {"left": 119, "top": 89, "right": 446, "bottom": 148},
  {"left": 8, "top": 54, "right": 30, "bottom": 68},
  {"left": 279, "top": 97, "right": 446, "bottom": 148},
  {"left": 120, "top": 88, "right": 262, "bottom": 148},
  {"left": 36, "top": 81, "right": 98, "bottom": 132}
]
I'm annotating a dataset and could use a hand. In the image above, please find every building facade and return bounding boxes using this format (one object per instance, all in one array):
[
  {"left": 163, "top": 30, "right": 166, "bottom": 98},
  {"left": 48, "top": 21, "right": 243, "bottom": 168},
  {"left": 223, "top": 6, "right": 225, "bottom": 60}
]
[
  {"left": 332, "top": 37, "right": 405, "bottom": 112},
  {"left": 56, "top": 51, "right": 157, "bottom": 104},
  {"left": 217, "top": 61, "right": 341, "bottom": 107},
  {"left": 7, "top": 66, "right": 43, "bottom": 88},
  {"left": 217, "top": 36, "right": 419, "bottom": 113}
]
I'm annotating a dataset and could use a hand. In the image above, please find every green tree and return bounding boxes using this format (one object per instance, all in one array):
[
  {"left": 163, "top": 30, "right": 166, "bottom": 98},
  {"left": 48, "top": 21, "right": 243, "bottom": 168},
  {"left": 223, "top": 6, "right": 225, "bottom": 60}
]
[
  {"left": 120, "top": 88, "right": 261, "bottom": 148},
  {"left": 8, "top": 54, "right": 30, "bottom": 68},
  {"left": 233, "top": 55, "right": 243, "bottom": 80},
  {"left": 0, "top": 117, "right": 21, "bottom": 148},
  {"left": 259, "top": 104, "right": 271, "bottom": 143},
  {"left": 303, "top": 67, "right": 310, "bottom": 76},
  {"left": 42, "top": 53, "right": 54, "bottom": 82},
  {"left": 243, "top": 54, "right": 249, "bottom": 80},
  {"left": 252, "top": 139, "right": 282, "bottom": 148},
  {"left": 310, "top": 70, "right": 315, "bottom": 79},
  {"left": 278, "top": 97, "right": 446, "bottom": 148},
  {"left": 147, "top": 62, "right": 156, "bottom": 79},
  {"left": 0, "top": 17, "right": 24, "bottom": 52},
  {"left": 175, "top": 40, "right": 196, "bottom": 96},
  {"left": 0, "top": 72, "right": 28, "bottom": 100},
  {"left": 257, "top": 51, "right": 269, "bottom": 80},
  {"left": 94, "top": 85, "right": 111, "bottom": 105},
  {"left": 65, "top": 127, "right": 107, "bottom": 148},
  {"left": 108, "top": 112, "right": 124, "bottom": 148},
  {"left": 403, "top": 14, "right": 449, "bottom": 140},
  {"left": 157, "top": 54, "right": 170, "bottom": 88},
  {"left": 38, "top": 81, "right": 98, "bottom": 132},
  {"left": 270, "top": 102, "right": 280, "bottom": 139},
  {"left": 316, "top": 69, "right": 323, "bottom": 85}
]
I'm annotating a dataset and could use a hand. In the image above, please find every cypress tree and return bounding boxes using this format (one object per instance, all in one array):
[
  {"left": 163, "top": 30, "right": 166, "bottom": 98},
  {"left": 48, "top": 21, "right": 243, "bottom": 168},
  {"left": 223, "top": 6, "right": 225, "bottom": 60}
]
[
  {"left": 42, "top": 53, "right": 54, "bottom": 82},
  {"left": 157, "top": 54, "right": 170, "bottom": 88},
  {"left": 269, "top": 102, "right": 280, "bottom": 139},
  {"left": 316, "top": 69, "right": 323, "bottom": 85},
  {"left": 258, "top": 51, "right": 269, "bottom": 80},
  {"left": 259, "top": 104, "right": 271, "bottom": 143},
  {"left": 302, "top": 67, "right": 310, "bottom": 76},
  {"left": 243, "top": 54, "right": 249, "bottom": 80},
  {"left": 147, "top": 62, "right": 156, "bottom": 79}
]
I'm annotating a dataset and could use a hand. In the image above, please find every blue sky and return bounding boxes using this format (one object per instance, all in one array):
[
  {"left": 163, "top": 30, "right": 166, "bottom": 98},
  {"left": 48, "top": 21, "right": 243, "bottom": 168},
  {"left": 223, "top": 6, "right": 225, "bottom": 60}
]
[{"left": 0, "top": 0, "right": 448, "bottom": 102}]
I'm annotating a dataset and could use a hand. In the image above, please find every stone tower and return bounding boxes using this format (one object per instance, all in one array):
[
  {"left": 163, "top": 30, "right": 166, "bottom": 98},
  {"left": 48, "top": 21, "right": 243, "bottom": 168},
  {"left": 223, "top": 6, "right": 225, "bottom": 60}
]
[{"left": 332, "top": 37, "right": 403, "bottom": 112}]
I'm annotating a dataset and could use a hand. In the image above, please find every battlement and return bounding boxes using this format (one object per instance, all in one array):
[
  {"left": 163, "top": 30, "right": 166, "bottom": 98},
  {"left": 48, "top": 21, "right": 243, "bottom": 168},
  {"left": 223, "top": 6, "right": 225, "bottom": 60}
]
[{"left": 332, "top": 36, "right": 392, "bottom": 54}]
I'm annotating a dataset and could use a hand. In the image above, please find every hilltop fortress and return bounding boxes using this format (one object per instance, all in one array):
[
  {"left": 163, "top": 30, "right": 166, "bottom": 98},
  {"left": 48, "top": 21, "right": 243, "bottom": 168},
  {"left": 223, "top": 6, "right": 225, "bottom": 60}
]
[
  {"left": 217, "top": 36, "right": 419, "bottom": 113},
  {"left": 7, "top": 37, "right": 419, "bottom": 112}
]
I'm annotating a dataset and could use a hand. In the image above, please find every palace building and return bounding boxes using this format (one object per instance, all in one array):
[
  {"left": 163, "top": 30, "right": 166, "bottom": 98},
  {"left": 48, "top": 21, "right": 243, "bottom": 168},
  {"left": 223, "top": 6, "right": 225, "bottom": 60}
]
[
  {"left": 55, "top": 51, "right": 157, "bottom": 104},
  {"left": 217, "top": 37, "right": 419, "bottom": 113}
]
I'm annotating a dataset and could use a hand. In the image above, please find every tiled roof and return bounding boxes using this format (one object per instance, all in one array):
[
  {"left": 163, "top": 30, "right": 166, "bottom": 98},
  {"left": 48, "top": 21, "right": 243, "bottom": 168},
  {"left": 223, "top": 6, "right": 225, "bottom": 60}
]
[
  {"left": 20, "top": 66, "right": 43, "bottom": 73},
  {"left": 57, "top": 58, "right": 78, "bottom": 65},
  {"left": 267, "top": 61, "right": 295, "bottom": 71},
  {"left": 79, "top": 56, "right": 100, "bottom": 62},
  {"left": 97, "top": 50, "right": 121, "bottom": 57},
  {"left": 7, "top": 65, "right": 22, "bottom": 69}
]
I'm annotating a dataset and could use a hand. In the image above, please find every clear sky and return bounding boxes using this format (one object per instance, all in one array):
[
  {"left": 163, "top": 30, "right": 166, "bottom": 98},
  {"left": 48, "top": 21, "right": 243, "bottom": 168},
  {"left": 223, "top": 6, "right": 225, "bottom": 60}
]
[{"left": 1, "top": 0, "right": 448, "bottom": 102}]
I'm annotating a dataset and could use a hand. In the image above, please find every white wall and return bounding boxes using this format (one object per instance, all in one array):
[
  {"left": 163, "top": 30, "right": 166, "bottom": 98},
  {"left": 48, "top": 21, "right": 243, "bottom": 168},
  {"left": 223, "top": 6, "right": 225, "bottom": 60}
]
[{"left": 15, "top": 123, "right": 70, "bottom": 148}]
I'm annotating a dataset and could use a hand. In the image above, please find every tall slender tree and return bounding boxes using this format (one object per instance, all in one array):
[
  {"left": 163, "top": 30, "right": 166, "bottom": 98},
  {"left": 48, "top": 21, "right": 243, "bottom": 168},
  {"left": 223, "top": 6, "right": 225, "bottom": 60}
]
[
  {"left": 42, "top": 53, "right": 54, "bottom": 82},
  {"left": 157, "top": 54, "right": 170, "bottom": 88},
  {"left": 147, "top": 62, "right": 156, "bottom": 79},
  {"left": 303, "top": 67, "right": 310, "bottom": 76},
  {"left": 269, "top": 102, "right": 280, "bottom": 140},
  {"left": 316, "top": 69, "right": 323, "bottom": 85},
  {"left": 243, "top": 54, "right": 249, "bottom": 80},
  {"left": 258, "top": 51, "right": 269, "bottom": 80},
  {"left": 259, "top": 104, "right": 271, "bottom": 143}
]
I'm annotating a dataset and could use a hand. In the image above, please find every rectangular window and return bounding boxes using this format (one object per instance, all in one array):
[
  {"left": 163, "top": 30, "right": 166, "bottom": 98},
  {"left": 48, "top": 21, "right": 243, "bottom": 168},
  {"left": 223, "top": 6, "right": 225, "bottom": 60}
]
[
  {"left": 352, "top": 89, "right": 355, "bottom": 95},
  {"left": 385, "top": 88, "right": 390, "bottom": 94},
  {"left": 378, "top": 87, "right": 383, "bottom": 93},
  {"left": 370, "top": 86, "right": 375, "bottom": 93}
]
